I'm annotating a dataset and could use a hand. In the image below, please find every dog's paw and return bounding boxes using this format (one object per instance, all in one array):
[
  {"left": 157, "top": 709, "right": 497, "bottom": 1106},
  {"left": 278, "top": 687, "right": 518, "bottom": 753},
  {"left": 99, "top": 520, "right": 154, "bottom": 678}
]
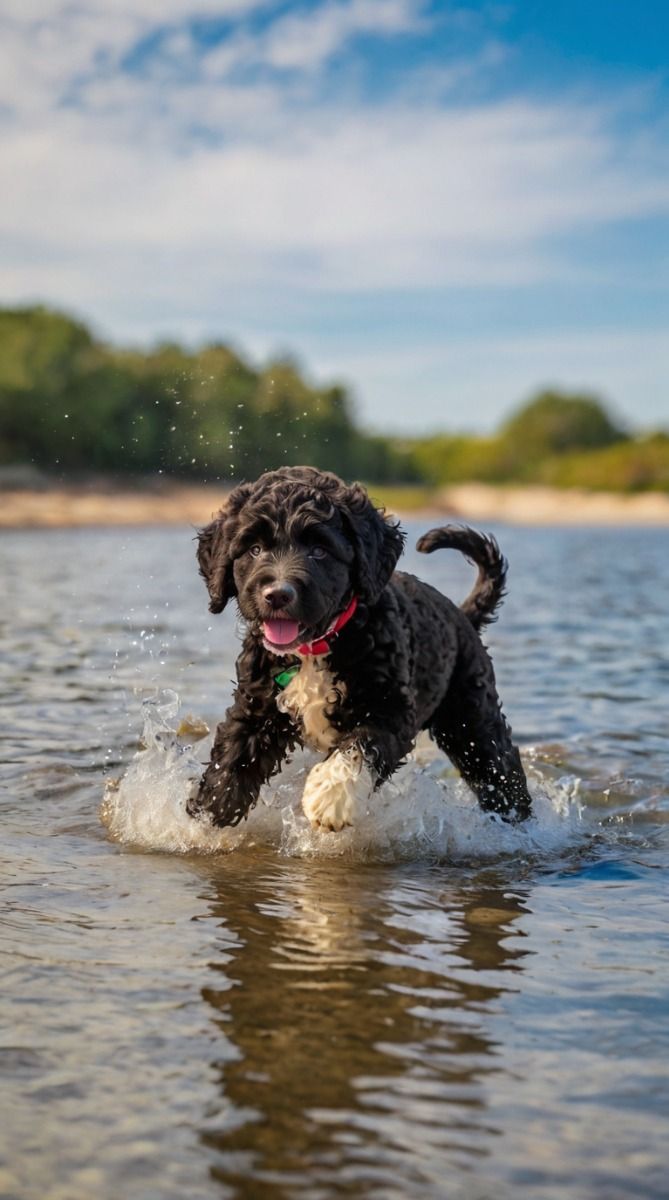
[
  {"left": 301, "top": 749, "right": 374, "bottom": 832},
  {"left": 186, "top": 769, "right": 253, "bottom": 827}
]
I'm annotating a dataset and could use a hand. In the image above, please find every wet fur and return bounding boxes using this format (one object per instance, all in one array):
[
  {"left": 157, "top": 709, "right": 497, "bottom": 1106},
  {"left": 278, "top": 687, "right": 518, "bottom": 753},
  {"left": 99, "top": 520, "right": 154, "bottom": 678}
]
[
  {"left": 277, "top": 658, "right": 343, "bottom": 753},
  {"left": 189, "top": 466, "right": 532, "bottom": 830}
]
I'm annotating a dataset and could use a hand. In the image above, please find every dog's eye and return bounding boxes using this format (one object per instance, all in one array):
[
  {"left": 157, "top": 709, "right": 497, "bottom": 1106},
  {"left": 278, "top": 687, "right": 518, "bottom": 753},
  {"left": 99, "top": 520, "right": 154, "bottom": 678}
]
[
  {"left": 249, "top": 544, "right": 263, "bottom": 558},
  {"left": 309, "top": 545, "right": 328, "bottom": 560}
]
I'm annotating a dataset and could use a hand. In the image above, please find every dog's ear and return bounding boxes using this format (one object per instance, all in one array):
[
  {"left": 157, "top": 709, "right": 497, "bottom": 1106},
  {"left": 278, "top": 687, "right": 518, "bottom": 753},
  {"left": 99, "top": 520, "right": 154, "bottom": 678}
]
[
  {"left": 196, "top": 482, "right": 254, "bottom": 613},
  {"left": 340, "top": 483, "right": 405, "bottom": 606}
]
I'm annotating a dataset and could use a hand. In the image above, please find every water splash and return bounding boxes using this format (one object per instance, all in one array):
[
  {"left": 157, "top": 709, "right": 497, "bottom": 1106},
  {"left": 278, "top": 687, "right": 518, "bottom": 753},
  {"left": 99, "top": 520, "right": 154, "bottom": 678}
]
[{"left": 101, "top": 690, "right": 584, "bottom": 861}]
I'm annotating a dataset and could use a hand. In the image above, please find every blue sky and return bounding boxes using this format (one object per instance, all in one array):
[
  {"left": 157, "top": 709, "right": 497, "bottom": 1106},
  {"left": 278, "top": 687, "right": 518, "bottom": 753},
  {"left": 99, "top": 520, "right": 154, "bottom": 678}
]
[{"left": 0, "top": 0, "right": 667, "bottom": 433}]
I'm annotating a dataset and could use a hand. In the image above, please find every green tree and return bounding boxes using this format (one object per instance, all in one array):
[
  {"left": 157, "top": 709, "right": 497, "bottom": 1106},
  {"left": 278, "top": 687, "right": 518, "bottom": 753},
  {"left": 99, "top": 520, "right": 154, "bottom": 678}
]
[
  {"left": 500, "top": 391, "right": 627, "bottom": 459},
  {"left": 541, "top": 433, "right": 669, "bottom": 492},
  {"left": 0, "top": 306, "right": 97, "bottom": 466},
  {"left": 0, "top": 305, "right": 396, "bottom": 483}
]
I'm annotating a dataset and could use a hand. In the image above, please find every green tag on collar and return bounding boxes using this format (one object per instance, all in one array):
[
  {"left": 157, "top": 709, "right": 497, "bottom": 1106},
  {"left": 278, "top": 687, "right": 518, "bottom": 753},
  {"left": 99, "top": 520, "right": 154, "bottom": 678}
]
[{"left": 274, "top": 664, "right": 300, "bottom": 690}]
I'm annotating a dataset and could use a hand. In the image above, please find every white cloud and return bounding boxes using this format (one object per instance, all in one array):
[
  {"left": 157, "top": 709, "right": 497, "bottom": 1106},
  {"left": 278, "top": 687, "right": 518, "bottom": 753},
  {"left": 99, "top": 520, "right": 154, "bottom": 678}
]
[
  {"left": 0, "top": 0, "right": 273, "bottom": 119},
  {"left": 3, "top": 95, "right": 667, "bottom": 292},
  {"left": 260, "top": 0, "right": 425, "bottom": 71},
  {"left": 0, "top": 0, "right": 668, "bottom": 431}
]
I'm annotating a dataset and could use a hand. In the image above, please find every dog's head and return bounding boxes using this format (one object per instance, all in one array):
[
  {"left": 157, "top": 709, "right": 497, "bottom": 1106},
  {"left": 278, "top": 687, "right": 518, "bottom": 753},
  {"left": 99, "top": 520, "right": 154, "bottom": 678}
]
[{"left": 197, "top": 466, "right": 405, "bottom": 654}]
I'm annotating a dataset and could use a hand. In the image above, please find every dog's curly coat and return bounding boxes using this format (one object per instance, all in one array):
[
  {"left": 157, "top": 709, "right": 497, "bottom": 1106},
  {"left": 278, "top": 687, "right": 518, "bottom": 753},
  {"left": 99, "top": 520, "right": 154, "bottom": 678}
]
[{"left": 188, "top": 466, "right": 532, "bottom": 830}]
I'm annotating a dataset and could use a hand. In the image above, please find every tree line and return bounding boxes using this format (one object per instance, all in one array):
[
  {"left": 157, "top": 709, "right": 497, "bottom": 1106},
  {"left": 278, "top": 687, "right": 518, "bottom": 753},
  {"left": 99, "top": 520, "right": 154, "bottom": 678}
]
[
  {"left": 0, "top": 305, "right": 412, "bottom": 483},
  {"left": 1, "top": 304, "right": 667, "bottom": 492},
  {"left": 408, "top": 392, "right": 669, "bottom": 492}
]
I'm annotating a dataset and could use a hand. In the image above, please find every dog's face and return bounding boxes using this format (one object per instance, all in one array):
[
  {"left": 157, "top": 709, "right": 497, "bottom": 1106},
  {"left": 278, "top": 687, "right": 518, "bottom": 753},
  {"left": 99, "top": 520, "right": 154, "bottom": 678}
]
[
  {"left": 197, "top": 466, "right": 405, "bottom": 655},
  {"left": 231, "top": 500, "right": 355, "bottom": 654}
]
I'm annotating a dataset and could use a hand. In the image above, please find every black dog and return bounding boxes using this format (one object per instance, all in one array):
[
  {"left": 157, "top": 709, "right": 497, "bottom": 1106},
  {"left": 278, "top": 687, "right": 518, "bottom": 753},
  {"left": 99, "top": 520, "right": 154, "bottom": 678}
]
[{"left": 188, "top": 466, "right": 532, "bottom": 831}]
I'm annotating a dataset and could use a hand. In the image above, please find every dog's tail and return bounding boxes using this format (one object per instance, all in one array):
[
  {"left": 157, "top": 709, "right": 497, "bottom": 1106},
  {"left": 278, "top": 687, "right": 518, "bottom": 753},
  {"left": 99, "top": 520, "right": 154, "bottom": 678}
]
[{"left": 416, "top": 524, "right": 508, "bottom": 631}]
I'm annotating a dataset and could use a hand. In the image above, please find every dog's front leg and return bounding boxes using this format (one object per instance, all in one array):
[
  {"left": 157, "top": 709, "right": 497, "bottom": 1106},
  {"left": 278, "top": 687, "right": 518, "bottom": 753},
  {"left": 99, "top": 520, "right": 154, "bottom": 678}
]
[
  {"left": 301, "top": 634, "right": 417, "bottom": 832},
  {"left": 188, "top": 695, "right": 297, "bottom": 827},
  {"left": 300, "top": 744, "right": 373, "bottom": 832},
  {"left": 188, "top": 639, "right": 299, "bottom": 827},
  {"left": 302, "top": 725, "right": 415, "bottom": 833}
]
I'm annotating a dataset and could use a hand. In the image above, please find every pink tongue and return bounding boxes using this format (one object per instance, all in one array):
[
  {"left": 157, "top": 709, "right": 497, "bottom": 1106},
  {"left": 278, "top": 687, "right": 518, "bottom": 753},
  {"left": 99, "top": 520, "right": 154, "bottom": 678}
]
[{"left": 263, "top": 618, "right": 300, "bottom": 645}]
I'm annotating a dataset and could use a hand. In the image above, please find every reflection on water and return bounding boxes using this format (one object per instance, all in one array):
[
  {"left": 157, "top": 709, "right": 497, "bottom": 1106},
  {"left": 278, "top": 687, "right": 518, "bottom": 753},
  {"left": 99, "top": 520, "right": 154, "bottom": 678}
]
[
  {"left": 198, "top": 863, "right": 530, "bottom": 1197},
  {"left": 1, "top": 524, "right": 669, "bottom": 1200}
]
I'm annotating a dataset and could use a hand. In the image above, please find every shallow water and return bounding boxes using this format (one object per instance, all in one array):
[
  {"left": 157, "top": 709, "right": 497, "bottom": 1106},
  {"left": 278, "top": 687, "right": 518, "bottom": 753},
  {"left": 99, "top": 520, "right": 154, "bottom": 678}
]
[{"left": 1, "top": 522, "right": 668, "bottom": 1200}]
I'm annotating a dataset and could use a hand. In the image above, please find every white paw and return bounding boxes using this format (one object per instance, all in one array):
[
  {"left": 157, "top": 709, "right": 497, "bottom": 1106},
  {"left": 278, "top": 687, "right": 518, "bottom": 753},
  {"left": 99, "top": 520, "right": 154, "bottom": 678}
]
[{"left": 301, "top": 748, "right": 374, "bottom": 832}]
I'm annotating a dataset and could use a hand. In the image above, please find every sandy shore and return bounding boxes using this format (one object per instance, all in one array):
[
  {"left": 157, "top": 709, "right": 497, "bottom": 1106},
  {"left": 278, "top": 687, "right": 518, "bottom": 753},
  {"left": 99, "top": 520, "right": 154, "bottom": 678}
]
[
  {"left": 437, "top": 483, "right": 669, "bottom": 526},
  {"left": 0, "top": 484, "right": 227, "bottom": 529},
  {"left": 2, "top": 481, "right": 669, "bottom": 528}
]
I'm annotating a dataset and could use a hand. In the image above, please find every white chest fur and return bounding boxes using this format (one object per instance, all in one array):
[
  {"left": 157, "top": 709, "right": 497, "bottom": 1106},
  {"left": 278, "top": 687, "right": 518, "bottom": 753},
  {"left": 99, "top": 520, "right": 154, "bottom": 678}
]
[{"left": 276, "top": 657, "right": 344, "bottom": 751}]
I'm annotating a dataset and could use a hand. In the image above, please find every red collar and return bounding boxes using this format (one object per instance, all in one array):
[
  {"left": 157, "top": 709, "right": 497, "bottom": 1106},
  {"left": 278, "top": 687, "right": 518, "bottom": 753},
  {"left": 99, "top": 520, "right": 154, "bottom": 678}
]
[{"left": 297, "top": 596, "right": 358, "bottom": 656}]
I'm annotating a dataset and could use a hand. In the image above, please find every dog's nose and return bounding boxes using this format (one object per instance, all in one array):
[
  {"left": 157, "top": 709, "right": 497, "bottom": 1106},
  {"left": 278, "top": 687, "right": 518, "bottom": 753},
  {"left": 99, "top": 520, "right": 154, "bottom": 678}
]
[{"left": 263, "top": 583, "right": 297, "bottom": 611}]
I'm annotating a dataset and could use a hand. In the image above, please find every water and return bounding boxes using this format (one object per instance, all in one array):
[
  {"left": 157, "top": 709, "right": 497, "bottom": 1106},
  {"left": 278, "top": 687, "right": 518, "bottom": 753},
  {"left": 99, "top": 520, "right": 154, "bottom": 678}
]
[{"left": 1, "top": 522, "right": 668, "bottom": 1200}]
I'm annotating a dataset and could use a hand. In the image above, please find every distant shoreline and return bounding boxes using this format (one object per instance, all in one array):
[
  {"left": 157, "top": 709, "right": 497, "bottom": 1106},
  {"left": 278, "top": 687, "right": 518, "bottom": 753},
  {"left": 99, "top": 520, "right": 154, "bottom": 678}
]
[{"left": 2, "top": 481, "right": 669, "bottom": 528}]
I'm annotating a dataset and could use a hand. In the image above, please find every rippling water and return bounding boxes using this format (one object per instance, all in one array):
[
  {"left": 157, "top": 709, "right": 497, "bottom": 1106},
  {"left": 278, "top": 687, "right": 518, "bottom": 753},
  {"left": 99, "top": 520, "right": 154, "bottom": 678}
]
[{"left": 2, "top": 522, "right": 668, "bottom": 1200}]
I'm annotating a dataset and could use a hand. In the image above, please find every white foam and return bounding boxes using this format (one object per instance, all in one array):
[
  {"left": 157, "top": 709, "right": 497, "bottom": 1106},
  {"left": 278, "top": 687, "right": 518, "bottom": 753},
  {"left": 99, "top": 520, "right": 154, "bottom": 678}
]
[{"left": 100, "top": 690, "right": 585, "bottom": 862}]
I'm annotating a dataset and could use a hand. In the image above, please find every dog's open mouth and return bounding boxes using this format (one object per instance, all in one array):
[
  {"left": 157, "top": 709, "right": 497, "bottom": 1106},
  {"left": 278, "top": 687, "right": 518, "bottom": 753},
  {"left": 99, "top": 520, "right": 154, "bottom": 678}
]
[
  {"left": 263, "top": 619, "right": 305, "bottom": 657},
  {"left": 263, "top": 618, "right": 299, "bottom": 645}
]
